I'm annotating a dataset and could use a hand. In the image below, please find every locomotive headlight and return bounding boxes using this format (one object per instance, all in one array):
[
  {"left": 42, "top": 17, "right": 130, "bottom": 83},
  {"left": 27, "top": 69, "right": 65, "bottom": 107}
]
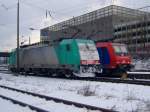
[{"left": 95, "top": 60, "right": 100, "bottom": 64}]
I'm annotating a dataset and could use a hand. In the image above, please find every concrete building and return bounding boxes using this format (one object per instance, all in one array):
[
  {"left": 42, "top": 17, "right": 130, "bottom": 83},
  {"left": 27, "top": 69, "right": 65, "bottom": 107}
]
[
  {"left": 114, "top": 19, "right": 150, "bottom": 57},
  {"left": 40, "top": 5, "right": 150, "bottom": 57}
]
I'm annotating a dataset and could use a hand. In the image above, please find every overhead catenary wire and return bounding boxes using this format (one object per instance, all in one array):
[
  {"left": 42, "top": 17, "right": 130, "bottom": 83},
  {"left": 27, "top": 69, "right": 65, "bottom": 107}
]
[
  {"left": 21, "top": 0, "right": 102, "bottom": 12},
  {"left": 0, "top": 0, "right": 109, "bottom": 25},
  {"left": 20, "top": 1, "right": 56, "bottom": 22},
  {"left": 20, "top": 1, "right": 51, "bottom": 13},
  {"left": 1, "top": 0, "right": 150, "bottom": 25},
  {"left": 1, "top": 0, "right": 149, "bottom": 29},
  {"left": 20, "top": 0, "right": 108, "bottom": 17},
  {"left": 0, "top": 2, "right": 46, "bottom": 28},
  {"left": 19, "top": 0, "right": 109, "bottom": 26},
  {"left": 0, "top": 0, "right": 51, "bottom": 25},
  {"left": 19, "top": 1, "right": 68, "bottom": 24},
  {"left": 0, "top": 2, "right": 17, "bottom": 10}
]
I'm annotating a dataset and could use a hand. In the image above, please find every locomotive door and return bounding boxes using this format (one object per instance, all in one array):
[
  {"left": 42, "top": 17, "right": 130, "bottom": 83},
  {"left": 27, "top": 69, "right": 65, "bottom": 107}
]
[{"left": 97, "top": 47, "right": 110, "bottom": 65}]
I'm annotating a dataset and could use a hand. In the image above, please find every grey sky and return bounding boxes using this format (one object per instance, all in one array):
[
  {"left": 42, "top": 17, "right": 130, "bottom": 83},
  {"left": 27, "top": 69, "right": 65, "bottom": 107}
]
[{"left": 0, "top": 0, "right": 150, "bottom": 51}]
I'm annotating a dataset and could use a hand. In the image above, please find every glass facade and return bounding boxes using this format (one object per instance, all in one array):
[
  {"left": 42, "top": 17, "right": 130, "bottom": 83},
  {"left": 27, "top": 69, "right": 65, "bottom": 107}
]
[{"left": 41, "top": 5, "right": 150, "bottom": 57}]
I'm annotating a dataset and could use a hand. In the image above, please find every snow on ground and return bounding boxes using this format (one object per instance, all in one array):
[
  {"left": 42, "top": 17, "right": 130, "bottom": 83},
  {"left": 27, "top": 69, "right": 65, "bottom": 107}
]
[
  {"left": 0, "top": 87, "right": 99, "bottom": 112},
  {"left": 0, "top": 73, "right": 150, "bottom": 112},
  {"left": 132, "top": 58, "right": 150, "bottom": 71},
  {"left": 0, "top": 97, "right": 35, "bottom": 112}
]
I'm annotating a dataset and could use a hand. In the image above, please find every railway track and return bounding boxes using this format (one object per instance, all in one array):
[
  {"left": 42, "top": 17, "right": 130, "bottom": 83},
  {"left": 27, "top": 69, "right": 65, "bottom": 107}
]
[
  {"left": 0, "top": 70, "right": 150, "bottom": 86},
  {"left": 69, "top": 76, "right": 150, "bottom": 86},
  {"left": 0, "top": 85, "right": 115, "bottom": 112},
  {"left": 128, "top": 71, "right": 150, "bottom": 79},
  {"left": 0, "top": 94, "right": 49, "bottom": 112}
]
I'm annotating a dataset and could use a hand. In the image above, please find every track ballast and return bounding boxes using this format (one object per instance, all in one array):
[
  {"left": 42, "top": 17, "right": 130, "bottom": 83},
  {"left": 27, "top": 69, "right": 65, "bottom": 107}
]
[{"left": 1, "top": 70, "right": 150, "bottom": 86}]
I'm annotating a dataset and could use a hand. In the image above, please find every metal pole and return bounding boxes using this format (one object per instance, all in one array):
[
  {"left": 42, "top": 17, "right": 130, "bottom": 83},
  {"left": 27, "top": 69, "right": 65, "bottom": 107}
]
[
  {"left": 17, "top": 0, "right": 20, "bottom": 72},
  {"left": 29, "top": 36, "right": 31, "bottom": 45}
]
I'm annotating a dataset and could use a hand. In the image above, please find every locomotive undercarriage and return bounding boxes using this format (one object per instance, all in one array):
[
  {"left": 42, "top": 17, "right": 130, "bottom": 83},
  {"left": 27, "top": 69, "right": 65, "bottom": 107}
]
[
  {"left": 19, "top": 67, "right": 73, "bottom": 77},
  {"left": 9, "top": 65, "right": 101, "bottom": 78},
  {"left": 73, "top": 65, "right": 102, "bottom": 77},
  {"left": 101, "top": 64, "right": 132, "bottom": 79}
]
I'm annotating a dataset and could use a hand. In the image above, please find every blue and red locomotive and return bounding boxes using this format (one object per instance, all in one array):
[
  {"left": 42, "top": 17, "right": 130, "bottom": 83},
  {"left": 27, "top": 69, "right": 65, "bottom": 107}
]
[{"left": 96, "top": 42, "right": 132, "bottom": 78}]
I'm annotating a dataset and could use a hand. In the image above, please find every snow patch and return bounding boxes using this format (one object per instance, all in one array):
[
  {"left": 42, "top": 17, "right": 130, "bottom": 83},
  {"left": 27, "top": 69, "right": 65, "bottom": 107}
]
[{"left": 0, "top": 72, "right": 150, "bottom": 111}]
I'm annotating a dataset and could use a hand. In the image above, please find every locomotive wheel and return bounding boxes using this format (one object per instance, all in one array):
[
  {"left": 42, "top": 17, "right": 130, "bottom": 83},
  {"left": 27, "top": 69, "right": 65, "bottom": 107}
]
[
  {"left": 121, "top": 72, "right": 128, "bottom": 79},
  {"left": 65, "top": 73, "right": 71, "bottom": 78},
  {"left": 64, "top": 71, "right": 73, "bottom": 78},
  {"left": 52, "top": 73, "right": 57, "bottom": 77}
]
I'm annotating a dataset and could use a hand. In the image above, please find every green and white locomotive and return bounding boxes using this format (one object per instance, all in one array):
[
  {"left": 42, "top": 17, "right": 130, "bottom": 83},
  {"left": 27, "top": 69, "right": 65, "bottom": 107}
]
[{"left": 9, "top": 39, "right": 101, "bottom": 77}]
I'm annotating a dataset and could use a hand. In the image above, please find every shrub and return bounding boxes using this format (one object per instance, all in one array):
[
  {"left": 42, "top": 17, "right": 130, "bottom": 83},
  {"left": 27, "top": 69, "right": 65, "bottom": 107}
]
[{"left": 77, "top": 85, "right": 96, "bottom": 96}]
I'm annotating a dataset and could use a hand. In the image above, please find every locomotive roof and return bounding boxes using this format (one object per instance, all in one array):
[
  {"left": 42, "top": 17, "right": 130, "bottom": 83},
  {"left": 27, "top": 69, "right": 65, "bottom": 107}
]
[{"left": 19, "top": 38, "right": 95, "bottom": 50}]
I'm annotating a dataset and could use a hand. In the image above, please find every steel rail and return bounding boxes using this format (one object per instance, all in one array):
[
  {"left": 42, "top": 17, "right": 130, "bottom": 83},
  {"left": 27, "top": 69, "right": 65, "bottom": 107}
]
[
  {"left": 128, "top": 72, "right": 150, "bottom": 79},
  {"left": 1, "top": 70, "right": 150, "bottom": 86},
  {"left": 71, "top": 77, "right": 150, "bottom": 86},
  {"left": 0, "top": 94, "right": 49, "bottom": 112},
  {"left": 0, "top": 85, "right": 115, "bottom": 112}
]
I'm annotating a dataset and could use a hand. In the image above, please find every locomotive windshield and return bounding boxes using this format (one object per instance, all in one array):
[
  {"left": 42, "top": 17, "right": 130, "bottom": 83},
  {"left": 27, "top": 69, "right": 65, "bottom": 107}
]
[
  {"left": 78, "top": 43, "right": 97, "bottom": 51},
  {"left": 78, "top": 43, "right": 99, "bottom": 61},
  {"left": 113, "top": 44, "right": 128, "bottom": 56}
]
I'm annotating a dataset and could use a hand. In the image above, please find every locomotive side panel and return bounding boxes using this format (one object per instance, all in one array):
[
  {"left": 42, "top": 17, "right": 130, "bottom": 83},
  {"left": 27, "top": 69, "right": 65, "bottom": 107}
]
[
  {"left": 9, "top": 39, "right": 102, "bottom": 76},
  {"left": 20, "top": 46, "right": 59, "bottom": 69}
]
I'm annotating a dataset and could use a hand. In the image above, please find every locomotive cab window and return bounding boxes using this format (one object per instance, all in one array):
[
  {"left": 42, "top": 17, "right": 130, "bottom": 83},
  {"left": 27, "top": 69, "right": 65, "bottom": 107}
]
[
  {"left": 66, "top": 44, "right": 71, "bottom": 51},
  {"left": 113, "top": 44, "right": 128, "bottom": 56}
]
